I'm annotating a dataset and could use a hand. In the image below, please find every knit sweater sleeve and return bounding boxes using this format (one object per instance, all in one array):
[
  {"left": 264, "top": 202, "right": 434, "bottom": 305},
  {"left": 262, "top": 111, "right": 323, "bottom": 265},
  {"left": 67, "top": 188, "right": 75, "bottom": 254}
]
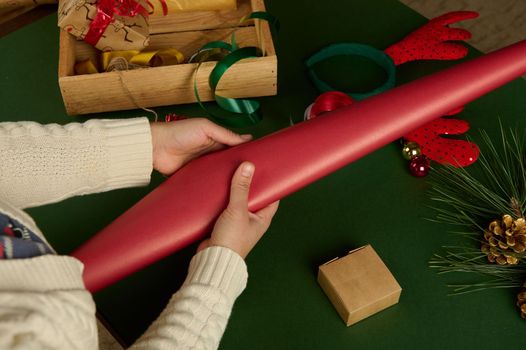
[
  {"left": 0, "top": 255, "right": 98, "bottom": 350},
  {"left": 0, "top": 118, "right": 153, "bottom": 209},
  {"left": 130, "top": 246, "right": 248, "bottom": 350}
]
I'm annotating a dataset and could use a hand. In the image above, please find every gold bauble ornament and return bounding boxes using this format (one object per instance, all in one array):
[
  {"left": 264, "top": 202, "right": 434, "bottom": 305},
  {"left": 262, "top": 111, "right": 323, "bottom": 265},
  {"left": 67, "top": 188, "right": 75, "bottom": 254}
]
[{"left": 402, "top": 141, "right": 422, "bottom": 160}]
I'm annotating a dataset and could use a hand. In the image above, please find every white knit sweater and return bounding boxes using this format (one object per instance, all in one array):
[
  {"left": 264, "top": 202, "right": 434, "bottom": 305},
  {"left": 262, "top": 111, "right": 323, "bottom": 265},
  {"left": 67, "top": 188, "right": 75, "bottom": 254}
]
[{"left": 0, "top": 117, "right": 247, "bottom": 350}]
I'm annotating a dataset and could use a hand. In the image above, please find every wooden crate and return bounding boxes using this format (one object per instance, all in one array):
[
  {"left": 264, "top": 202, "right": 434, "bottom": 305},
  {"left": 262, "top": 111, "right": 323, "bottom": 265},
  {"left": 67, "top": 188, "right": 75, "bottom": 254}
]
[{"left": 58, "top": 0, "right": 277, "bottom": 115}]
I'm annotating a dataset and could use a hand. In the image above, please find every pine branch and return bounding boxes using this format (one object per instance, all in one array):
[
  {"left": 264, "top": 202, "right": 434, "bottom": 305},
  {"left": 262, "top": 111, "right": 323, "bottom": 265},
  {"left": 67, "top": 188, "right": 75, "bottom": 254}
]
[{"left": 428, "top": 125, "right": 526, "bottom": 293}]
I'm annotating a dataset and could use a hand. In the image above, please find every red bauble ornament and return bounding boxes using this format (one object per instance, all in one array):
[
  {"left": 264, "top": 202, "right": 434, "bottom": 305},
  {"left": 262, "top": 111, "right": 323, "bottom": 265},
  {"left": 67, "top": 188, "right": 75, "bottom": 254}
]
[{"left": 409, "top": 155, "right": 430, "bottom": 177}]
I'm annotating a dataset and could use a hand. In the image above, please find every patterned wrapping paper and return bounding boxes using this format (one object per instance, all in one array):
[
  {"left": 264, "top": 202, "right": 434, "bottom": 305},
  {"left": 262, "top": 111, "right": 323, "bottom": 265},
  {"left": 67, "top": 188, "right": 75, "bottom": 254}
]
[
  {"left": 0, "top": 0, "right": 57, "bottom": 9},
  {"left": 58, "top": 0, "right": 149, "bottom": 51},
  {"left": 150, "top": 0, "right": 237, "bottom": 15}
]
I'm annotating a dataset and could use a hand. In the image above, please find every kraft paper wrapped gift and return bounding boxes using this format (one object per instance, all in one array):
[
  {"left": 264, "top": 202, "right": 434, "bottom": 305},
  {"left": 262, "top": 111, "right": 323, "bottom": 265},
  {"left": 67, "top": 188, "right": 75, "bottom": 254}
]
[
  {"left": 318, "top": 245, "right": 402, "bottom": 326},
  {"left": 57, "top": 0, "right": 149, "bottom": 51}
]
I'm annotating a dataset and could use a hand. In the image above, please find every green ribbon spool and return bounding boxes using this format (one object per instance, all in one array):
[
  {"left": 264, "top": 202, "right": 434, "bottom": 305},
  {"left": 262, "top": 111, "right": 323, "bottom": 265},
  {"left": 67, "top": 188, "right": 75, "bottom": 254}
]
[
  {"left": 305, "top": 43, "right": 396, "bottom": 100},
  {"left": 192, "top": 11, "right": 278, "bottom": 127}
]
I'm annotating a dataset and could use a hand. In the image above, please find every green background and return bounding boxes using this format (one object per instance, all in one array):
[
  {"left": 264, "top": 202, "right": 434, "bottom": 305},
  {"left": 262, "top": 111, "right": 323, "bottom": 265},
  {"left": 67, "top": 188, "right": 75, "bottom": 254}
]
[{"left": 1, "top": 0, "right": 525, "bottom": 348}]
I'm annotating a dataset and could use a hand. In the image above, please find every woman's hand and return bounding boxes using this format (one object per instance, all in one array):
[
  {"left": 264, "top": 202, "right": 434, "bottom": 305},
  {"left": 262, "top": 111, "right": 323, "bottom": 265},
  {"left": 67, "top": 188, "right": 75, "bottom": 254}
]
[
  {"left": 150, "top": 118, "right": 252, "bottom": 175},
  {"left": 198, "top": 162, "right": 280, "bottom": 259}
]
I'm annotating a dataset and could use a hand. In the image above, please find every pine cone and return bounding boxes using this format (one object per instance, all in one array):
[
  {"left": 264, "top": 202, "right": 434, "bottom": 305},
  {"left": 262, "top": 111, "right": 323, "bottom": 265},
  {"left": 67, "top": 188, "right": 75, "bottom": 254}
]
[
  {"left": 481, "top": 214, "right": 526, "bottom": 265},
  {"left": 518, "top": 282, "right": 526, "bottom": 320}
]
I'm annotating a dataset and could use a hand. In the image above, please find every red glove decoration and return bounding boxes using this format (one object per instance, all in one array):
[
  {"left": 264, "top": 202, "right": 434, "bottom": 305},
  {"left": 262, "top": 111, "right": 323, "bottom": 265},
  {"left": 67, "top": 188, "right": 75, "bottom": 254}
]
[
  {"left": 385, "top": 11, "right": 479, "bottom": 66},
  {"left": 309, "top": 94, "right": 480, "bottom": 167},
  {"left": 403, "top": 106, "right": 480, "bottom": 167}
]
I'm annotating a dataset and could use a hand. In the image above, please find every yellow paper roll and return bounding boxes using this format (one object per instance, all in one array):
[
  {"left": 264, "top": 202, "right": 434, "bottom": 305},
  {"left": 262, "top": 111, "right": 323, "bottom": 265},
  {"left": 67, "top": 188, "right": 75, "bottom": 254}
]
[
  {"left": 74, "top": 58, "right": 99, "bottom": 75},
  {"left": 102, "top": 49, "right": 185, "bottom": 70},
  {"left": 75, "top": 48, "right": 185, "bottom": 75},
  {"left": 151, "top": 0, "right": 237, "bottom": 15}
]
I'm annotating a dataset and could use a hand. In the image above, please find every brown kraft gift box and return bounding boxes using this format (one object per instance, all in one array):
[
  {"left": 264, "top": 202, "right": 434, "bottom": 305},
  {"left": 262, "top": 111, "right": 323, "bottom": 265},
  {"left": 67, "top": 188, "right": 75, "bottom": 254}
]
[
  {"left": 57, "top": 0, "right": 149, "bottom": 51},
  {"left": 318, "top": 245, "right": 402, "bottom": 326}
]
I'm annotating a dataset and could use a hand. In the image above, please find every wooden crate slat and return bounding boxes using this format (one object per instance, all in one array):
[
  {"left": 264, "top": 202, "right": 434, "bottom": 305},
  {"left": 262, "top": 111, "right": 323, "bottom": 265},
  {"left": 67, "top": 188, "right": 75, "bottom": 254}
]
[
  {"left": 149, "top": 0, "right": 252, "bottom": 34},
  {"left": 59, "top": 56, "right": 276, "bottom": 115}
]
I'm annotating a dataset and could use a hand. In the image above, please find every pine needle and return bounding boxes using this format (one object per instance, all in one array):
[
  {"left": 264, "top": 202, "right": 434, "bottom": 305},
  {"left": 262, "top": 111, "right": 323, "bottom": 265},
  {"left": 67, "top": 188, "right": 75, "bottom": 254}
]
[{"left": 428, "top": 125, "right": 526, "bottom": 293}]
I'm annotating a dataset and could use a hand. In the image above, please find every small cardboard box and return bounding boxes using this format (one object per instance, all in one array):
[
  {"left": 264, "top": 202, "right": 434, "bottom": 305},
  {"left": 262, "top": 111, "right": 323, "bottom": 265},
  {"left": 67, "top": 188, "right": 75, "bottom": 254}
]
[
  {"left": 318, "top": 245, "right": 402, "bottom": 326},
  {"left": 58, "top": 0, "right": 277, "bottom": 115}
]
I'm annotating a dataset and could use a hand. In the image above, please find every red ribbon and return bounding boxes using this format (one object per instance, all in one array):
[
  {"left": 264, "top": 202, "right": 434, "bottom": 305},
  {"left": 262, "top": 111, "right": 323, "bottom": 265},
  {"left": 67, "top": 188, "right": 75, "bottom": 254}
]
[
  {"left": 84, "top": 0, "right": 166, "bottom": 47},
  {"left": 164, "top": 113, "right": 187, "bottom": 122},
  {"left": 306, "top": 91, "right": 354, "bottom": 120}
]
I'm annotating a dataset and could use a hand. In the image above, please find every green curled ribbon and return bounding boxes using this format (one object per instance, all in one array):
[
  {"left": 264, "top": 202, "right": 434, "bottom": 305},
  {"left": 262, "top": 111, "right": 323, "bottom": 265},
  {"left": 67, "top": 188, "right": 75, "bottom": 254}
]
[{"left": 192, "top": 11, "right": 278, "bottom": 127}]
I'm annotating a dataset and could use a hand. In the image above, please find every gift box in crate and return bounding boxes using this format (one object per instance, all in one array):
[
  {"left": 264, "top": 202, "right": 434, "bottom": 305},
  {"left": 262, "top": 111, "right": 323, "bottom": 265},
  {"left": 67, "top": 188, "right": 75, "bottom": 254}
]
[
  {"left": 58, "top": 0, "right": 277, "bottom": 116},
  {"left": 57, "top": 0, "right": 150, "bottom": 52}
]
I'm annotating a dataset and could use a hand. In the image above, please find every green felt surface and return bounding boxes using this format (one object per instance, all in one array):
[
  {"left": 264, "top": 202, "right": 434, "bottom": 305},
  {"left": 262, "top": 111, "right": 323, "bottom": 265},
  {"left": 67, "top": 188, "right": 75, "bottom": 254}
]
[{"left": 2, "top": 0, "right": 526, "bottom": 348}]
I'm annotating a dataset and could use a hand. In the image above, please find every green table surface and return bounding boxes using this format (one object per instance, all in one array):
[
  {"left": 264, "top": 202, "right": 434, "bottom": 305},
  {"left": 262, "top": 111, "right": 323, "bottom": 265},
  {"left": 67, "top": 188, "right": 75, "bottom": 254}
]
[{"left": 2, "top": 0, "right": 526, "bottom": 348}]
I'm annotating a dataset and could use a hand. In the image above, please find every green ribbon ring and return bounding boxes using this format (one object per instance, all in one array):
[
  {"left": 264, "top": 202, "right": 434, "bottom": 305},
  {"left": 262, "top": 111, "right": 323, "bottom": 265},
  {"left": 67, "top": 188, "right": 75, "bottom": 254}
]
[{"left": 305, "top": 43, "right": 396, "bottom": 100}]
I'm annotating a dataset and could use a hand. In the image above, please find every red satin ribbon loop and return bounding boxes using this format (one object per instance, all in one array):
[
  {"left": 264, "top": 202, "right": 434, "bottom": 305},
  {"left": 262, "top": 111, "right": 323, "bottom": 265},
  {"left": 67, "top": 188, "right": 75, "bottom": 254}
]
[{"left": 308, "top": 91, "right": 354, "bottom": 119}]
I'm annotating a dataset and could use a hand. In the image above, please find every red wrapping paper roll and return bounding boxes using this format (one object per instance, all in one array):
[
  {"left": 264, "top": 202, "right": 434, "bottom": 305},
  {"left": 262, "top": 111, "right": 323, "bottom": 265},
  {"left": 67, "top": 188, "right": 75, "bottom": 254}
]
[{"left": 74, "top": 40, "right": 526, "bottom": 292}]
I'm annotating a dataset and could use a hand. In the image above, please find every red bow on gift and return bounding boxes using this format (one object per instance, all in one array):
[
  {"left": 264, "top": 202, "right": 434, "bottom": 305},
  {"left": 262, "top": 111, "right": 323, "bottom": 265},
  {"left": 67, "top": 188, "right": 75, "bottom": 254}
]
[{"left": 84, "top": 0, "right": 167, "bottom": 47}]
